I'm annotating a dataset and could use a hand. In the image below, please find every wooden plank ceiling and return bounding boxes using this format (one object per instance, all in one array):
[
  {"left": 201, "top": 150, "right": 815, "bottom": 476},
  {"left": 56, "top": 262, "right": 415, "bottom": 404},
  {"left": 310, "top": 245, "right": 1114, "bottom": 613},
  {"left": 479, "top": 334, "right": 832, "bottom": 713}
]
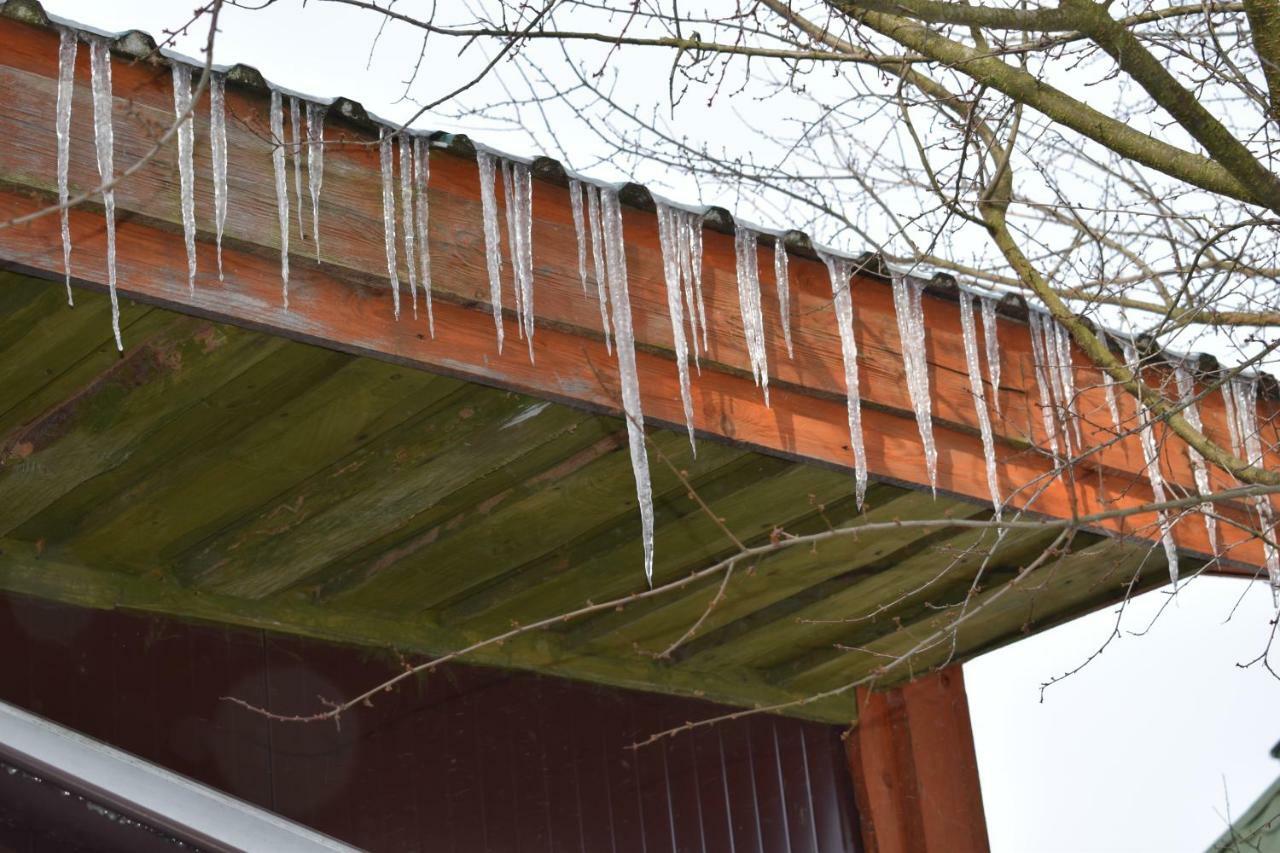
[{"left": 0, "top": 271, "right": 1174, "bottom": 722}]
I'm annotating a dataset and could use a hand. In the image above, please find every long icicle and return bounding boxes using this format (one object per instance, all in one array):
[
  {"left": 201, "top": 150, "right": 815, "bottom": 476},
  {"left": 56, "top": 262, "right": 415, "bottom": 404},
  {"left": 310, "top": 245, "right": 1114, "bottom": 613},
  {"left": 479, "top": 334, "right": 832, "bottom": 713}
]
[
  {"left": 398, "top": 137, "right": 418, "bottom": 319},
  {"left": 1039, "top": 315, "right": 1075, "bottom": 457},
  {"left": 960, "top": 294, "right": 1001, "bottom": 516},
  {"left": 289, "top": 97, "right": 305, "bottom": 242},
  {"left": 1050, "top": 318, "right": 1083, "bottom": 449},
  {"left": 1125, "top": 342, "right": 1179, "bottom": 585},
  {"left": 378, "top": 128, "right": 400, "bottom": 319},
  {"left": 676, "top": 211, "right": 702, "bottom": 370},
  {"left": 600, "top": 188, "right": 654, "bottom": 585},
  {"left": 88, "top": 39, "right": 121, "bottom": 351},
  {"left": 172, "top": 64, "right": 197, "bottom": 293},
  {"left": 209, "top": 74, "right": 228, "bottom": 281},
  {"left": 569, "top": 179, "right": 590, "bottom": 293},
  {"left": 500, "top": 159, "right": 525, "bottom": 342},
  {"left": 585, "top": 183, "right": 612, "bottom": 354},
  {"left": 513, "top": 161, "right": 535, "bottom": 361},
  {"left": 1098, "top": 330, "right": 1124, "bottom": 434},
  {"left": 822, "top": 252, "right": 867, "bottom": 508},
  {"left": 979, "top": 296, "right": 1001, "bottom": 416},
  {"left": 1027, "top": 312, "right": 1060, "bottom": 457},
  {"left": 412, "top": 137, "right": 433, "bottom": 337},
  {"left": 475, "top": 150, "right": 504, "bottom": 351},
  {"left": 688, "top": 214, "right": 708, "bottom": 353},
  {"left": 774, "top": 237, "right": 794, "bottom": 359},
  {"left": 56, "top": 28, "right": 77, "bottom": 305},
  {"left": 891, "top": 273, "right": 936, "bottom": 491},
  {"left": 655, "top": 203, "right": 696, "bottom": 453},
  {"left": 734, "top": 227, "right": 770, "bottom": 405},
  {"left": 1231, "top": 377, "right": 1280, "bottom": 590},
  {"left": 305, "top": 102, "right": 325, "bottom": 262},
  {"left": 1174, "top": 363, "right": 1217, "bottom": 555},
  {"left": 269, "top": 90, "right": 290, "bottom": 308}
]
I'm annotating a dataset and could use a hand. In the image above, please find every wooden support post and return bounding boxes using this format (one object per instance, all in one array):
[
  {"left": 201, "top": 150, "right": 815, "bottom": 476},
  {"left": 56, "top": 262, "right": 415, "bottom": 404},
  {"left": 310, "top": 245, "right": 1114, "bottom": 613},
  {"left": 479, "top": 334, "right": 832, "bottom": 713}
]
[{"left": 846, "top": 665, "right": 990, "bottom": 853}]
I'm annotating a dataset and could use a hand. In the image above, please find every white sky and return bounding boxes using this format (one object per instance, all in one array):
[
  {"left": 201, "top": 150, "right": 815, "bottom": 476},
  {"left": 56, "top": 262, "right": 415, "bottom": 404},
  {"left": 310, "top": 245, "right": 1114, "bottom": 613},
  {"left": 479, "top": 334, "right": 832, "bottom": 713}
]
[{"left": 32, "top": 1, "right": 1280, "bottom": 849}]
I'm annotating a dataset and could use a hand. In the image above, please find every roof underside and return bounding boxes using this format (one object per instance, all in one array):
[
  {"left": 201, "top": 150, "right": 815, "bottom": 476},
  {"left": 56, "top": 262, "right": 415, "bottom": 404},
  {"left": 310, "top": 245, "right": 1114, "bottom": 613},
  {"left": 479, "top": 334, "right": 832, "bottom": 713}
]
[{"left": 0, "top": 272, "right": 1174, "bottom": 722}]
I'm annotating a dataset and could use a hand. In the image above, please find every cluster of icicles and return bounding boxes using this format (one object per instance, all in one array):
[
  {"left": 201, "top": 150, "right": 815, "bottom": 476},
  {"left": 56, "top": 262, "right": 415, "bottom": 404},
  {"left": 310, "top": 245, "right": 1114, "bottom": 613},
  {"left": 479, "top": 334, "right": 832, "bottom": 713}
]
[{"left": 53, "top": 33, "right": 1277, "bottom": 590}]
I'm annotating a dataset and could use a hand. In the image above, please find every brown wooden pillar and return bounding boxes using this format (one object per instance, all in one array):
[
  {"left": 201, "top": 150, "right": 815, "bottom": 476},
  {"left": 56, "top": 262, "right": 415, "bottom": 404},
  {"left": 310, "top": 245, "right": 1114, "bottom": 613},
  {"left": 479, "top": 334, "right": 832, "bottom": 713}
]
[{"left": 845, "top": 665, "right": 989, "bottom": 853}]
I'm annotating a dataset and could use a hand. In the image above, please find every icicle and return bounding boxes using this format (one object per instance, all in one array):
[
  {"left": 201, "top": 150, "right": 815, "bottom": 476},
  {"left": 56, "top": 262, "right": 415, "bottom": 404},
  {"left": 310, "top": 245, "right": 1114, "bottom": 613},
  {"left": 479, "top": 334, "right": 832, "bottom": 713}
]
[
  {"left": 171, "top": 64, "right": 197, "bottom": 294},
  {"left": 821, "top": 252, "right": 867, "bottom": 508},
  {"left": 378, "top": 128, "right": 400, "bottom": 320},
  {"left": 676, "top": 212, "right": 702, "bottom": 369},
  {"left": 500, "top": 160, "right": 524, "bottom": 341},
  {"left": 1174, "top": 363, "right": 1217, "bottom": 554},
  {"left": 584, "top": 183, "right": 612, "bottom": 354},
  {"left": 475, "top": 150, "right": 504, "bottom": 351},
  {"left": 209, "top": 74, "right": 228, "bottom": 281},
  {"left": 305, "top": 103, "right": 325, "bottom": 262},
  {"left": 979, "top": 297, "right": 1001, "bottom": 416},
  {"left": 88, "top": 39, "right": 121, "bottom": 351},
  {"left": 289, "top": 97, "right": 305, "bottom": 241},
  {"left": 1049, "top": 319, "right": 1083, "bottom": 449},
  {"left": 500, "top": 160, "right": 534, "bottom": 360},
  {"left": 569, "top": 179, "right": 590, "bottom": 293},
  {"left": 1098, "top": 330, "right": 1123, "bottom": 434},
  {"left": 269, "top": 90, "right": 290, "bottom": 308},
  {"left": 734, "top": 227, "right": 770, "bottom": 405},
  {"left": 412, "top": 138, "right": 433, "bottom": 337},
  {"left": 600, "top": 188, "right": 654, "bottom": 584},
  {"left": 1222, "top": 374, "right": 1244, "bottom": 458},
  {"left": 55, "top": 28, "right": 77, "bottom": 306},
  {"left": 688, "top": 214, "right": 709, "bottom": 353},
  {"left": 1038, "top": 317, "right": 1074, "bottom": 457},
  {"left": 774, "top": 239, "right": 794, "bottom": 360},
  {"left": 960, "top": 294, "right": 1001, "bottom": 517},
  {"left": 1124, "top": 342, "right": 1179, "bottom": 585},
  {"left": 398, "top": 137, "right": 418, "bottom": 319},
  {"left": 1231, "top": 378, "right": 1280, "bottom": 588},
  {"left": 655, "top": 203, "right": 696, "bottom": 453},
  {"left": 1027, "top": 312, "right": 1060, "bottom": 457},
  {"left": 891, "top": 273, "right": 936, "bottom": 491}
]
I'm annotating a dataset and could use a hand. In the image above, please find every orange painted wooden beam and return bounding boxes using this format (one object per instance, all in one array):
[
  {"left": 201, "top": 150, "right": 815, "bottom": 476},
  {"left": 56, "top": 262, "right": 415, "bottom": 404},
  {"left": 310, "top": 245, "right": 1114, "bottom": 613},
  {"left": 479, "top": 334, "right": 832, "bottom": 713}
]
[
  {"left": 846, "top": 666, "right": 990, "bottom": 853},
  {"left": 0, "top": 13, "right": 1274, "bottom": 571}
]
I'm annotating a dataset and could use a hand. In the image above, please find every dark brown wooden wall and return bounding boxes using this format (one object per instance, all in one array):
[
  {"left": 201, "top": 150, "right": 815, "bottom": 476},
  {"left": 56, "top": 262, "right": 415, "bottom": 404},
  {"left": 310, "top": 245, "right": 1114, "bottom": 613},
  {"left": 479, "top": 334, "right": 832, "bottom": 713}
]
[{"left": 0, "top": 593, "right": 860, "bottom": 852}]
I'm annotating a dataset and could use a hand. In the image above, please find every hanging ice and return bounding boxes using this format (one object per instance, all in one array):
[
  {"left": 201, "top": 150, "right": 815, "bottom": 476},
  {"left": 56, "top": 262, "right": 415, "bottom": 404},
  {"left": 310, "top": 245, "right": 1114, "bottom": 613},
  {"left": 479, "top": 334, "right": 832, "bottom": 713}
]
[
  {"left": 1124, "top": 342, "right": 1179, "bottom": 585},
  {"left": 675, "top": 213, "right": 700, "bottom": 368},
  {"left": 979, "top": 297, "right": 1000, "bottom": 417},
  {"left": 475, "top": 150, "right": 504, "bottom": 351},
  {"left": 1036, "top": 315, "right": 1074, "bottom": 457},
  {"left": 734, "top": 227, "right": 770, "bottom": 405},
  {"left": 1098, "top": 330, "right": 1124, "bottom": 434},
  {"left": 960, "top": 294, "right": 1001, "bottom": 517},
  {"left": 1049, "top": 318, "right": 1083, "bottom": 449},
  {"left": 269, "top": 90, "right": 290, "bottom": 308},
  {"left": 569, "top": 179, "right": 590, "bottom": 293},
  {"left": 378, "top": 128, "right": 400, "bottom": 319},
  {"left": 1222, "top": 374, "right": 1244, "bottom": 458},
  {"left": 821, "top": 252, "right": 867, "bottom": 508},
  {"left": 412, "top": 137, "right": 433, "bottom": 337},
  {"left": 209, "top": 74, "right": 228, "bottom": 281},
  {"left": 891, "top": 273, "right": 936, "bottom": 491},
  {"left": 398, "top": 138, "right": 418, "bottom": 319},
  {"left": 305, "top": 103, "right": 325, "bottom": 262},
  {"left": 289, "top": 97, "right": 305, "bottom": 241},
  {"left": 600, "top": 188, "right": 654, "bottom": 584},
  {"left": 1174, "top": 363, "right": 1217, "bottom": 554},
  {"left": 774, "top": 239, "right": 794, "bottom": 359},
  {"left": 55, "top": 28, "right": 77, "bottom": 306},
  {"left": 88, "top": 39, "right": 121, "bottom": 351},
  {"left": 655, "top": 203, "right": 696, "bottom": 453},
  {"left": 686, "top": 212, "right": 708, "bottom": 354},
  {"left": 1230, "top": 377, "right": 1280, "bottom": 588},
  {"left": 1027, "top": 312, "right": 1060, "bottom": 457},
  {"left": 500, "top": 159, "right": 535, "bottom": 361},
  {"left": 584, "top": 182, "right": 613, "bottom": 354},
  {"left": 172, "top": 64, "right": 197, "bottom": 293}
]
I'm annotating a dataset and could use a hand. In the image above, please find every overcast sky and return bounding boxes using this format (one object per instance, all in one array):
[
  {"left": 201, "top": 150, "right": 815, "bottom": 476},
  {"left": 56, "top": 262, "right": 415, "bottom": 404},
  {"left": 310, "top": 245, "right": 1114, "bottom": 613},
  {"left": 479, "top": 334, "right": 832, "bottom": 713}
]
[{"left": 32, "top": 1, "right": 1280, "bottom": 849}]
